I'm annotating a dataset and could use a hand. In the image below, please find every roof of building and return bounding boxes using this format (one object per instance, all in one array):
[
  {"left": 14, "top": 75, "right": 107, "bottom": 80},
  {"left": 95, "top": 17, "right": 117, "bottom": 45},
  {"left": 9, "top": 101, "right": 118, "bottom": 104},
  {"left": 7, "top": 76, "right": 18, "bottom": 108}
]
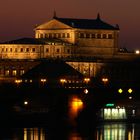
[
  {"left": 1, "top": 38, "right": 45, "bottom": 45},
  {"left": 52, "top": 14, "right": 119, "bottom": 30},
  {"left": 20, "top": 60, "right": 84, "bottom": 80},
  {"left": 1, "top": 38, "right": 72, "bottom": 45}
]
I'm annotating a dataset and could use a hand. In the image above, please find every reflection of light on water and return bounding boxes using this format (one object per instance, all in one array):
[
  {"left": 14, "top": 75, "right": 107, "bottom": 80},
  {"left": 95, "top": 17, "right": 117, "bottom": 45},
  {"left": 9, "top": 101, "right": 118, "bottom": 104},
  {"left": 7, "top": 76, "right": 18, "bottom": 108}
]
[
  {"left": 71, "top": 97, "right": 83, "bottom": 111},
  {"left": 68, "top": 96, "right": 84, "bottom": 125},
  {"left": 69, "top": 132, "right": 82, "bottom": 140},
  {"left": 24, "top": 128, "right": 45, "bottom": 140},
  {"left": 128, "top": 124, "right": 135, "bottom": 140},
  {"left": 96, "top": 123, "right": 135, "bottom": 140}
]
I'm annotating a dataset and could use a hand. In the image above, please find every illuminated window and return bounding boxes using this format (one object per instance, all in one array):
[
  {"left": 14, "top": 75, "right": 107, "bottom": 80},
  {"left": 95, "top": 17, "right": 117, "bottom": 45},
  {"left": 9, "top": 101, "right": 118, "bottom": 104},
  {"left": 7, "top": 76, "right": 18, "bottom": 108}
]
[
  {"left": 62, "top": 33, "right": 65, "bottom": 38},
  {"left": 86, "top": 34, "right": 90, "bottom": 38},
  {"left": 67, "top": 33, "right": 70, "bottom": 38},
  {"left": 79, "top": 33, "right": 84, "bottom": 38},
  {"left": 108, "top": 34, "right": 113, "bottom": 39},
  {"left": 58, "top": 33, "right": 61, "bottom": 38},
  {"left": 26, "top": 48, "right": 29, "bottom": 52},
  {"left": 15, "top": 48, "right": 17, "bottom": 52},
  {"left": 103, "top": 107, "right": 126, "bottom": 120},
  {"left": 32, "top": 48, "right": 35, "bottom": 52},
  {"left": 103, "top": 34, "right": 107, "bottom": 39},
  {"left": 40, "top": 34, "right": 43, "bottom": 38},
  {"left": 44, "top": 34, "right": 48, "bottom": 38},
  {"left": 56, "top": 49, "right": 60, "bottom": 53},
  {"left": 48, "top": 33, "right": 52, "bottom": 38},
  {"left": 5, "top": 70, "right": 10, "bottom": 76},
  {"left": 12, "top": 70, "right": 17, "bottom": 76},
  {"left": 91, "top": 34, "right": 96, "bottom": 38},
  {"left": 20, "top": 48, "right": 23, "bottom": 52},
  {"left": 97, "top": 34, "right": 101, "bottom": 39},
  {"left": 53, "top": 33, "right": 56, "bottom": 38},
  {"left": 46, "top": 48, "right": 49, "bottom": 52},
  {"left": 20, "top": 70, "right": 24, "bottom": 75},
  {"left": 67, "top": 49, "right": 70, "bottom": 53}
]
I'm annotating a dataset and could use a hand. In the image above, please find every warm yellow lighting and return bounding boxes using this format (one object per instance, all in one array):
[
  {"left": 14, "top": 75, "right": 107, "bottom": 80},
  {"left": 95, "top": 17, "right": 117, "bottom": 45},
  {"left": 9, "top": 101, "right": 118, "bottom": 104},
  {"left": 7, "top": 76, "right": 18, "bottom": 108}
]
[
  {"left": 129, "top": 96, "right": 132, "bottom": 100},
  {"left": 84, "top": 89, "right": 89, "bottom": 94},
  {"left": 84, "top": 78, "right": 90, "bottom": 83},
  {"left": 40, "top": 78, "right": 46, "bottom": 82},
  {"left": 102, "top": 77, "right": 108, "bottom": 84},
  {"left": 104, "top": 108, "right": 126, "bottom": 120},
  {"left": 118, "top": 88, "right": 123, "bottom": 94},
  {"left": 60, "top": 79, "right": 67, "bottom": 83},
  {"left": 69, "top": 96, "right": 84, "bottom": 122},
  {"left": 24, "top": 101, "right": 28, "bottom": 105},
  {"left": 135, "top": 50, "right": 140, "bottom": 54},
  {"left": 29, "top": 80, "right": 32, "bottom": 83},
  {"left": 128, "top": 88, "right": 133, "bottom": 94},
  {"left": 71, "top": 98, "right": 83, "bottom": 110},
  {"left": 15, "top": 79, "right": 22, "bottom": 84}
]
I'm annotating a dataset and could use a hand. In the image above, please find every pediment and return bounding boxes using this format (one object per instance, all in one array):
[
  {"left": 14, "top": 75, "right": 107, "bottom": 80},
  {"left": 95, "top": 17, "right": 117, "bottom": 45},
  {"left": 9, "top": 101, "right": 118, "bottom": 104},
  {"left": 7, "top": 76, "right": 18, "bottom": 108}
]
[{"left": 35, "top": 19, "right": 72, "bottom": 30}]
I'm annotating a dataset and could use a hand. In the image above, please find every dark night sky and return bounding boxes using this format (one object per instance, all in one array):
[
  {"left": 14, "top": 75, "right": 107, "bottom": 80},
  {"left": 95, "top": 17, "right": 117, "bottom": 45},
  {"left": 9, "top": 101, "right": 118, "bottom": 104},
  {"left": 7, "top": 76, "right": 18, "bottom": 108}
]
[{"left": 0, "top": 0, "right": 140, "bottom": 50}]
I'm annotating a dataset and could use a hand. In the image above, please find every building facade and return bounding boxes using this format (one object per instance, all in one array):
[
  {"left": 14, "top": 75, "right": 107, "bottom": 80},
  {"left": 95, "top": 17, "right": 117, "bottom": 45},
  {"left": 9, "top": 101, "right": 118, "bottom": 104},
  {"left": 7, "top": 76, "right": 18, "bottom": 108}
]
[
  {"left": 0, "top": 14, "right": 119, "bottom": 60},
  {"left": 0, "top": 14, "right": 140, "bottom": 85}
]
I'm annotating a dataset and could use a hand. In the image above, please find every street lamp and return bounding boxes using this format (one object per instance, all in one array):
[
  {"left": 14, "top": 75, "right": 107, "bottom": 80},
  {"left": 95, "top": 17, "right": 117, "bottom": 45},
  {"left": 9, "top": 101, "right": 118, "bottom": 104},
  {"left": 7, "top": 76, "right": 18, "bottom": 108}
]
[
  {"left": 128, "top": 88, "right": 133, "bottom": 94},
  {"left": 60, "top": 78, "right": 67, "bottom": 86},
  {"left": 102, "top": 77, "right": 108, "bottom": 85},
  {"left": 135, "top": 50, "right": 140, "bottom": 54},
  {"left": 118, "top": 88, "right": 123, "bottom": 94},
  {"left": 40, "top": 78, "right": 47, "bottom": 86},
  {"left": 84, "top": 89, "right": 89, "bottom": 94},
  {"left": 15, "top": 79, "right": 22, "bottom": 87},
  {"left": 84, "top": 78, "right": 90, "bottom": 83},
  {"left": 24, "top": 101, "right": 28, "bottom": 105}
]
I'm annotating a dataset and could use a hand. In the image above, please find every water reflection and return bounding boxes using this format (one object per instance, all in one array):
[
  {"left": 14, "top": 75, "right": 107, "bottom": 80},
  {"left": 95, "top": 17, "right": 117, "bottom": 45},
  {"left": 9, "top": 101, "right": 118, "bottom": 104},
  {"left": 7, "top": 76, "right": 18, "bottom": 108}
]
[
  {"left": 68, "top": 95, "right": 84, "bottom": 126},
  {"left": 96, "top": 123, "right": 138, "bottom": 140},
  {"left": 24, "top": 128, "right": 46, "bottom": 140},
  {"left": 1, "top": 123, "right": 140, "bottom": 140}
]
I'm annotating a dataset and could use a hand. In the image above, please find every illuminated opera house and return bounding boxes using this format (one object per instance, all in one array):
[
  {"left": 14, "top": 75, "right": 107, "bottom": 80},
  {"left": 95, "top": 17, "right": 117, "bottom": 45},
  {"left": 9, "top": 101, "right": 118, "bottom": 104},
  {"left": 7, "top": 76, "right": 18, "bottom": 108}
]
[
  {"left": 1, "top": 13, "right": 140, "bottom": 123},
  {"left": 0, "top": 13, "right": 140, "bottom": 85}
]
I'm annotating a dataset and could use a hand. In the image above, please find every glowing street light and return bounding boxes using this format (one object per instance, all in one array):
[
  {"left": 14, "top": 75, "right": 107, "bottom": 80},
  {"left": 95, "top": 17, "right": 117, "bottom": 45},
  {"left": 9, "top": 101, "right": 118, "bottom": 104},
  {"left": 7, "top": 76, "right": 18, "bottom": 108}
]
[
  {"left": 24, "top": 101, "right": 28, "bottom": 105},
  {"left": 84, "top": 89, "right": 89, "bottom": 94},
  {"left": 128, "top": 88, "right": 133, "bottom": 94},
  {"left": 102, "top": 77, "right": 108, "bottom": 85},
  {"left": 40, "top": 78, "right": 46, "bottom": 82},
  {"left": 135, "top": 50, "right": 140, "bottom": 54},
  {"left": 60, "top": 79, "right": 67, "bottom": 83},
  {"left": 40, "top": 78, "right": 47, "bottom": 86},
  {"left": 84, "top": 78, "right": 90, "bottom": 83},
  {"left": 129, "top": 96, "right": 132, "bottom": 100},
  {"left": 118, "top": 88, "right": 123, "bottom": 94},
  {"left": 60, "top": 78, "right": 67, "bottom": 86},
  {"left": 15, "top": 79, "right": 22, "bottom": 87},
  {"left": 15, "top": 79, "right": 22, "bottom": 84}
]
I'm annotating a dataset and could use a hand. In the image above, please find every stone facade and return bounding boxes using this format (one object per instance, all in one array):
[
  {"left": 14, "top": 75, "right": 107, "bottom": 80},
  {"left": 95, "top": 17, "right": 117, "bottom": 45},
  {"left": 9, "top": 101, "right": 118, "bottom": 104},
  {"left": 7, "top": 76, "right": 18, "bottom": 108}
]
[
  {"left": 0, "top": 15, "right": 120, "bottom": 59},
  {"left": 35, "top": 16, "right": 119, "bottom": 57},
  {"left": 0, "top": 15, "right": 139, "bottom": 85},
  {"left": 0, "top": 60, "right": 40, "bottom": 83}
]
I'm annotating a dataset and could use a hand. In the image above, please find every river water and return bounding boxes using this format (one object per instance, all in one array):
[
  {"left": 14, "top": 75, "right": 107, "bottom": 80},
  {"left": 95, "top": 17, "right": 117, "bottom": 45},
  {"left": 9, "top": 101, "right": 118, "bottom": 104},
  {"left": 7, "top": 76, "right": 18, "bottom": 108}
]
[
  {"left": 1, "top": 88, "right": 140, "bottom": 139},
  {"left": 0, "top": 122, "right": 140, "bottom": 139}
]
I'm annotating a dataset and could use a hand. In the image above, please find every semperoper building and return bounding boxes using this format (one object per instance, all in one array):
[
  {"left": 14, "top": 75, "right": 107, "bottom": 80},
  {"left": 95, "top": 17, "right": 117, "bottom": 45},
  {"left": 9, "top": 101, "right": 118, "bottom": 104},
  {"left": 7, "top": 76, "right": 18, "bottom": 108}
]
[{"left": 0, "top": 14, "right": 140, "bottom": 86}]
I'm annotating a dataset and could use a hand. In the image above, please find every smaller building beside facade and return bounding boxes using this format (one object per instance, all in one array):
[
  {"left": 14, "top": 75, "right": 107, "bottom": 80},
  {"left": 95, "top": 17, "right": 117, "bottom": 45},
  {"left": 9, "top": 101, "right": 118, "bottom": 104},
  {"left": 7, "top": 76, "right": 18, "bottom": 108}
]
[{"left": 98, "top": 99, "right": 140, "bottom": 121}]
